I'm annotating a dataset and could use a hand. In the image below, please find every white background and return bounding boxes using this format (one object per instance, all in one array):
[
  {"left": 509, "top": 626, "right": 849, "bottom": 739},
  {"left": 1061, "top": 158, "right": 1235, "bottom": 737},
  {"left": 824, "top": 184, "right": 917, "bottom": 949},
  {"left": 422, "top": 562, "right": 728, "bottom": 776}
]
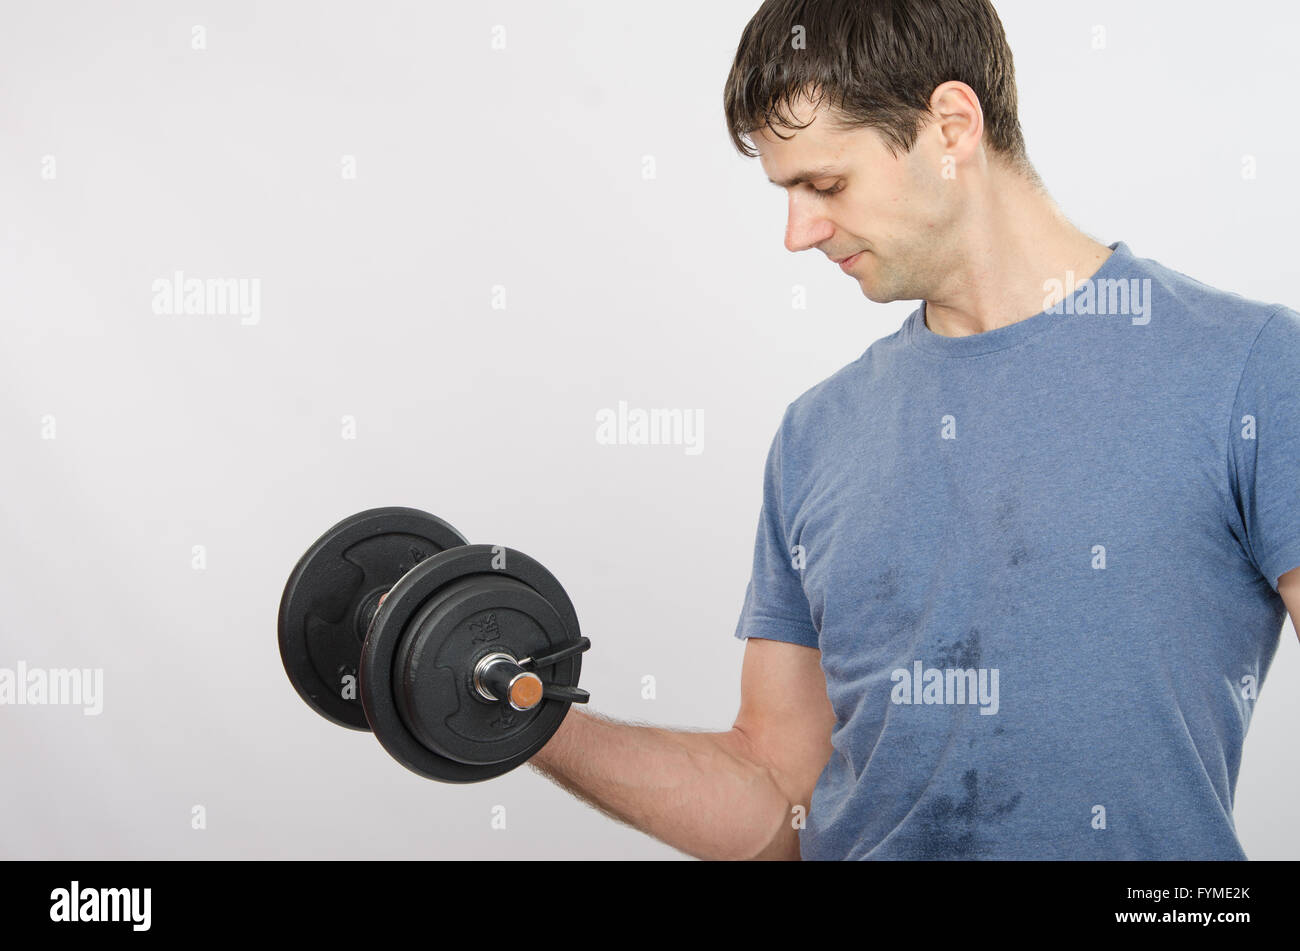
[{"left": 1, "top": 0, "right": 1296, "bottom": 859}]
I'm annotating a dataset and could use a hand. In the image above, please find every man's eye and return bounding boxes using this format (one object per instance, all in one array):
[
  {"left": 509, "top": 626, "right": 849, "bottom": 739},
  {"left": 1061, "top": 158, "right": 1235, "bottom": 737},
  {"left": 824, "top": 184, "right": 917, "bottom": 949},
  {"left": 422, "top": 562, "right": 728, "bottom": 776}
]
[{"left": 811, "top": 184, "right": 842, "bottom": 198}]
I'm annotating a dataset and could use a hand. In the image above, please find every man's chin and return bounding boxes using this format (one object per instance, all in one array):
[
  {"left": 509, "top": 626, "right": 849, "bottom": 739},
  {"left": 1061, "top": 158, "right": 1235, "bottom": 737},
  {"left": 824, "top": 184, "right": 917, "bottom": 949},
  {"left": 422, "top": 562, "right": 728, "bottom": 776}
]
[
  {"left": 852, "top": 266, "right": 906, "bottom": 304},
  {"left": 855, "top": 279, "right": 892, "bottom": 304},
  {"left": 847, "top": 256, "right": 886, "bottom": 301}
]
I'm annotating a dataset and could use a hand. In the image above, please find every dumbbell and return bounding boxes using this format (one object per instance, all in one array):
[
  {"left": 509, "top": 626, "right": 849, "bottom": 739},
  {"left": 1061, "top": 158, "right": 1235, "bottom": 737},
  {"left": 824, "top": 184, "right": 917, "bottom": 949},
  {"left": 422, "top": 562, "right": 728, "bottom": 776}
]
[{"left": 277, "top": 507, "right": 590, "bottom": 783}]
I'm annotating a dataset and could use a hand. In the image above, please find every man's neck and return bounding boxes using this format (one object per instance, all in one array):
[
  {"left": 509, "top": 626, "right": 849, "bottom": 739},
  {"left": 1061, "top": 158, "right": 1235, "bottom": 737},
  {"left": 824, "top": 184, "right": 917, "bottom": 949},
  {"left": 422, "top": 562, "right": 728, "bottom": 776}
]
[{"left": 922, "top": 174, "right": 1113, "bottom": 339}]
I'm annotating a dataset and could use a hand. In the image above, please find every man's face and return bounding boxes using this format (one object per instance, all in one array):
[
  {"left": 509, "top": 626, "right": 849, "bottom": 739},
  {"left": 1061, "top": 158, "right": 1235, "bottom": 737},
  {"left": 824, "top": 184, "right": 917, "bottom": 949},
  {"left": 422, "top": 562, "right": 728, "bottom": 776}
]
[{"left": 754, "top": 94, "right": 961, "bottom": 304}]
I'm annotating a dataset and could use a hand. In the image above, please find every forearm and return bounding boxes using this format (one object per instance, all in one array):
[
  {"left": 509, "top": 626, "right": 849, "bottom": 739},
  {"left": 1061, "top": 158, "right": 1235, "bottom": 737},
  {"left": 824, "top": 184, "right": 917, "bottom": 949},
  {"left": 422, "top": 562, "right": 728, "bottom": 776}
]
[{"left": 529, "top": 708, "right": 800, "bottom": 861}]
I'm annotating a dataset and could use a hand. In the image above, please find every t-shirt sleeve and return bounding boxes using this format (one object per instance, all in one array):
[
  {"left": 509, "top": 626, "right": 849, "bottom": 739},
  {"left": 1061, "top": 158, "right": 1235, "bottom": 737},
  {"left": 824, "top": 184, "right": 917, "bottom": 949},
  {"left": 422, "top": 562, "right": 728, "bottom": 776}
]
[
  {"left": 733, "top": 409, "right": 819, "bottom": 648},
  {"left": 1229, "top": 305, "right": 1300, "bottom": 593}
]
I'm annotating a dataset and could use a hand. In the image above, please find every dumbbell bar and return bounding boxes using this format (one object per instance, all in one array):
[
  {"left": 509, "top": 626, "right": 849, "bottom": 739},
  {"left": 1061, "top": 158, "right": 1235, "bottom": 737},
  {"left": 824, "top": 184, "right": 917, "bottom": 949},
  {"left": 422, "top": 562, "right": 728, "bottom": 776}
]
[{"left": 278, "top": 507, "right": 590, "bottom": 783}]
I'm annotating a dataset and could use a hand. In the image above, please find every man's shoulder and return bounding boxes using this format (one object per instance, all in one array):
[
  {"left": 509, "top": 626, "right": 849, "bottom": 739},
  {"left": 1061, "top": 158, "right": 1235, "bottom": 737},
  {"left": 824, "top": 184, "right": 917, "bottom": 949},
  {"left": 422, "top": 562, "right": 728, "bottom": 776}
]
[
  {"left": 1129, "top": 246, "right": 1286, "bottom": 333},
  {"left": 779, "top": 314, "right": 913, "bottom": 439}
]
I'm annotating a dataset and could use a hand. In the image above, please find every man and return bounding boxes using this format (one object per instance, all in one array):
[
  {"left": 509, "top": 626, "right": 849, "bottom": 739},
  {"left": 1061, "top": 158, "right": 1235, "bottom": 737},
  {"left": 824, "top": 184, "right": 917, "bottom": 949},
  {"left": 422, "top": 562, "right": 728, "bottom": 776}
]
[{"left": 530, "top": 0, "right": 1300, "bottom": 860}]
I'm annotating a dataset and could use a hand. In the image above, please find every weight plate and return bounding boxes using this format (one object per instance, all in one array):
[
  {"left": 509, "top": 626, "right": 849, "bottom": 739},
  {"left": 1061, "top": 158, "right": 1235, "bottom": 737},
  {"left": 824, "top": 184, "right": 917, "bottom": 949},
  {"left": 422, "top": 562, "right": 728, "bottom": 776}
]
[
  {"left": 394, "top": 576, "right": 572, "bottom": 765},
  {"left": 278, "top": 507, "right": 469, "bottom": 730},
  {"left": 361, "top": 545, "right": 583, "bottom": 783}
]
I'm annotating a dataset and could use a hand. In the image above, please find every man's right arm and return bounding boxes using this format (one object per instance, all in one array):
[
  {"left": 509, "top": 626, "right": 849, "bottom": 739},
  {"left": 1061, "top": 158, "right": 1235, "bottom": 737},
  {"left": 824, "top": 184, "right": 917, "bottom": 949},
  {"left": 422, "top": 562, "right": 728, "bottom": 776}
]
[{"left": 528, "top": 636, "right": 836, "bottom": 860}]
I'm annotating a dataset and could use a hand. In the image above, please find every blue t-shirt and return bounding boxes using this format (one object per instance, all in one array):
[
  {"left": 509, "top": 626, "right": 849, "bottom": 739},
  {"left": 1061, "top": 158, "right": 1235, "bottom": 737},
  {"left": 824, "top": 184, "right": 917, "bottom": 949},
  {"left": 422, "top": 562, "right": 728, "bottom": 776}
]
[{"left": 734, "top": 240, "right": 1300, "bottom": 860}]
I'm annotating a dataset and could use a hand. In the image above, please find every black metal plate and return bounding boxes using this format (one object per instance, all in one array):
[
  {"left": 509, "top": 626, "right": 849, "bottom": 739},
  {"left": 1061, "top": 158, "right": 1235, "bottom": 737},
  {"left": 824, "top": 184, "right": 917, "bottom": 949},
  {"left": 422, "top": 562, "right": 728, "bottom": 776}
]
[
  {"left": 361, "top": 545, "right": 583, "bottom": 783},
  {"left": 278, "top": 507, "right": 469, "bottom": 730},
  {"left": 394, "top": 576, "right": 571, "bottom": 765}
]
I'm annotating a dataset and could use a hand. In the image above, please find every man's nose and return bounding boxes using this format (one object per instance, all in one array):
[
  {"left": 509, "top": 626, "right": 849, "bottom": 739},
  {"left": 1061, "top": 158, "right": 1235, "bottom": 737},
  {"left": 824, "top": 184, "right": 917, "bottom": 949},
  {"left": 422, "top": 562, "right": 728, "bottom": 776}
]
[{"left": 785, "top": 195, "right": 834, "bottom": 254}]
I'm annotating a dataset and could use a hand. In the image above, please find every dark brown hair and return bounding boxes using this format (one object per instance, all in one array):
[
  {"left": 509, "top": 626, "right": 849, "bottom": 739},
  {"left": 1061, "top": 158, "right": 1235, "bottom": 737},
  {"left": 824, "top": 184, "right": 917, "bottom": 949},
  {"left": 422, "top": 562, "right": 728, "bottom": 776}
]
[{"left": 723, "top": 0, "right": 1031, "bottom": 173}]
